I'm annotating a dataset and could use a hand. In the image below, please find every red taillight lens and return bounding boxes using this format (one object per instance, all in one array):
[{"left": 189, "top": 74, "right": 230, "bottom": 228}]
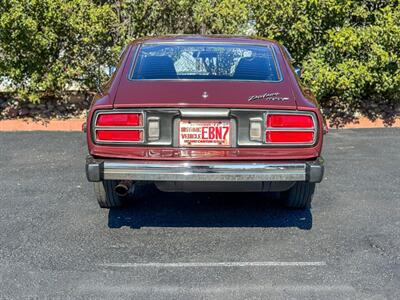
[
  {"left": 97, "top": 113, "right": 142, "bottom": 127},
  {"left": 94, "top": 112, "right": 143, "bottom": 143},
  {"left": 264, "top": 113, "right": 316, "bottom": 144},
  {"left": 266, "top": 131, "right": 314, "bottom": 143},
  {"left": 96, "top": 130, "right": 143, "bottom": 142},
  {"left": 267, "top": 114, "right": 314, "bottom": 128}
]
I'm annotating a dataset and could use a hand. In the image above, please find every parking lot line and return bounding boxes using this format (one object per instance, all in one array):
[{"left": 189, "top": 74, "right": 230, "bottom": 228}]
[
  {"left": 79, "top": 284, "right": 355, "bottom": 294},
  {"left": 98, "top": 261, "right": 326, "bottom": 268}
]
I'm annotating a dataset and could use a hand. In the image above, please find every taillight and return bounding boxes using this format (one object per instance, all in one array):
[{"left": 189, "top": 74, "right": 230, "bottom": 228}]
[
  {"left": 265, "top": 113, "right": 316, "bottom": 144},
  {"left": 96, "top": 130, "right": 143, "bottom": 142},
  {"left": 97, "top": 113, "right": 142, "bottom": 127},
  {"left": 267, "top": 114, "right": 313, "bottom": 128},
  {"left": 266, "top": 131, "right": 314, "bottom": 143},
  {"left": 94, "top": 112, "right": 144, "bottom": 143}
]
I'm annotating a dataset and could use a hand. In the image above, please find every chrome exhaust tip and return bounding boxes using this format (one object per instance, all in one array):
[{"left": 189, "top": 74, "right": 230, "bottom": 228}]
[{"left": 115, "top": 181, "right": 133, "bottom": 197}]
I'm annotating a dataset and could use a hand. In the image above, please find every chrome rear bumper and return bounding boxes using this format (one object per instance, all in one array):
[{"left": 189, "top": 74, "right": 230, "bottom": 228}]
[{"left": 86, "top": 156, "right": 324, "bottom": 183}]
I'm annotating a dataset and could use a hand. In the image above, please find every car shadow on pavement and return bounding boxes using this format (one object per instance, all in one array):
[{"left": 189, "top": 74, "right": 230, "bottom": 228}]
[{"left": 107, "top": 185, "right": 312, "bottom": 230}]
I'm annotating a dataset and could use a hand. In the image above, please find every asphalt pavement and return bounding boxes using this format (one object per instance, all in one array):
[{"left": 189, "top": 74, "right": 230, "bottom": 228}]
[{"left": 0, "top": 129, "right": 399, "bottom": 299}]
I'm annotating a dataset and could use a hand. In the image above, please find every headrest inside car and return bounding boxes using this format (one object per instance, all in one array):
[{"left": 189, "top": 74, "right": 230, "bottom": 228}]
[
  {"left": 234, "top": 57, "right": 278, "bottom": 81},
  {"left": 137, "top": 56, "right": 177, "bottom": 79}
]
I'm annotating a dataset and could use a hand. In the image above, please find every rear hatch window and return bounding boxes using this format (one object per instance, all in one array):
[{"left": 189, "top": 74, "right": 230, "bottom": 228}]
[{"left": 130, "top": 43, "right": 281, "bottom": 81}]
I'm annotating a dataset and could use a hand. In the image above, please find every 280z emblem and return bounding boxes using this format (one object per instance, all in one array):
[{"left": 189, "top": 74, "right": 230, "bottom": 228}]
[{"left": 248, "top": 92, "right": 289, "bottom": 102}]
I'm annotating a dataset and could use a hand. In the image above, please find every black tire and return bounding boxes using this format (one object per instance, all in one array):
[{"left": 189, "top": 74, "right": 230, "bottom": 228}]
[
  {"left": 282, "top": 182, "right": 315, "bottom": 209},
  {"left": 93, "top": 180, "right": 125, "bottom": 208}
]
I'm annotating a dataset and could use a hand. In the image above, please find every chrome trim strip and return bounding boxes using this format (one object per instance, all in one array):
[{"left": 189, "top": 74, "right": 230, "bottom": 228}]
[
  {"left": 127, "top": 44, "right": 141, "bottom": 81},
  {"left": 143, "top": 41, "right": 273, "bottom": 45},
  {"left": 101, "top": 161, "right": 307, "bottom": 182},
  {"left": 180, "top": 108, "right": 230, "bottom": 118}
]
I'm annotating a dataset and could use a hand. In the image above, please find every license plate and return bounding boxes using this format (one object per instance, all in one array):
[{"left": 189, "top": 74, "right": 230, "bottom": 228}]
[{"left": 179, "top": 120, "right": 231, "bottom": 147}]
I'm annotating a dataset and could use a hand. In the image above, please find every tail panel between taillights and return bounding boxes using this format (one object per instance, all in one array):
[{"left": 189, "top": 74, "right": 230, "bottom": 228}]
[{"left": 88, "top": 108, "right": 323, "bottom": 160}]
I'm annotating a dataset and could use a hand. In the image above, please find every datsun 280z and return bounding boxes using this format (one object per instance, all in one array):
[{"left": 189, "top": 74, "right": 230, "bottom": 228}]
[{"left": 85, "top": 35, "right": 326, "bottom": 209}]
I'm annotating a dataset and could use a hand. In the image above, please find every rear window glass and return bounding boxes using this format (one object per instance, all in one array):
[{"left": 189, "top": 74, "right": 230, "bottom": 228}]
[{"left": 130, "top": 43, "right": 280, "bottom": 81}]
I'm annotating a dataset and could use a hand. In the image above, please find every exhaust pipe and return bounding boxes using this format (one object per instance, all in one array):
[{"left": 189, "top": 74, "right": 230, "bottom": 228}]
[{"left": 115, "top": 181, "right": 133, "bottom": 197}]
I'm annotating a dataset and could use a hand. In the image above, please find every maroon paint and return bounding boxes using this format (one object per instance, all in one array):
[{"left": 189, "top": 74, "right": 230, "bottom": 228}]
[{"left": 86, "top": 36, "right": 324, "bottom": 161}]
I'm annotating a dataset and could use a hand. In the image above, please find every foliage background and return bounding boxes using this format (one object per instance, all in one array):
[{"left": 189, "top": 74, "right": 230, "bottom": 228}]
[{"left": 0, "top": 0, "right": 399, "bottom": 125}]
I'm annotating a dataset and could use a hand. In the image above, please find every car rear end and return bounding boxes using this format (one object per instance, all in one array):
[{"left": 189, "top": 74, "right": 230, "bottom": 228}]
[{"left": 85, "top": 36, "right": 325, "bottom": 209}]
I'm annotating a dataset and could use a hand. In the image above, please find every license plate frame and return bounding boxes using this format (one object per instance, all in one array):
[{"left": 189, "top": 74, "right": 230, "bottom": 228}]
[{"left": 178, "top": 119, "right": 232, "bottom": 147}]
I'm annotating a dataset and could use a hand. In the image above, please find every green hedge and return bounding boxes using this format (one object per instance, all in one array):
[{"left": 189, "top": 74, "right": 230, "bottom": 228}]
[
  {"left": 252, "top": 0, "right": 400, "bottom": 125},
  {"left": 1, "top": 0, "right": 399, "bottom": 124}
]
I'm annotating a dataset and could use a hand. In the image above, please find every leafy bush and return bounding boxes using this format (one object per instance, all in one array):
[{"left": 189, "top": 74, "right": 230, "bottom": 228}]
[
  {"left": 0, "top": 0, "right": 118, "bottom": 102},
  {"left": 252, "top": 0, "right": 400, "bottom": 125},
  {"left": 1, "top": 0, "right": 399, "bottom": 125}
]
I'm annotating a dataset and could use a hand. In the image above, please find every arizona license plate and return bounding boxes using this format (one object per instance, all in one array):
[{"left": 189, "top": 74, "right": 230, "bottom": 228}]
[{"left": 179, "top": 120, "right": 231, "bottom": 147}]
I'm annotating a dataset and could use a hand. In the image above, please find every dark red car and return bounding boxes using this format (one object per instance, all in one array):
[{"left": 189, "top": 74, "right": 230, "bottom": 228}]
[{"left": 85, "top": 35, "right": 325, "bottom": 209}]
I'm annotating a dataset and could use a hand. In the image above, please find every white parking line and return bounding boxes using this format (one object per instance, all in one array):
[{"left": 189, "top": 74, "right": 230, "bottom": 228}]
[
  {"left": 79, "top": 284, "right": 355, "bottom": 294},
  {"left": 98, "top": 261, "right": 326, "bottom": 268}
]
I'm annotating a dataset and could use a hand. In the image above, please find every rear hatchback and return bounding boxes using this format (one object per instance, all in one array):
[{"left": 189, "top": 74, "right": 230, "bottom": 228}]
[{"left": 85, "top": 36, "right": 325, "bottom": 210}]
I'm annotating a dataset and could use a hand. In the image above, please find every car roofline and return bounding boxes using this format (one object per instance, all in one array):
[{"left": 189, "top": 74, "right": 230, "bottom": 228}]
[{"left": 128, "top": 35, "right": 279, "bottom": 46}]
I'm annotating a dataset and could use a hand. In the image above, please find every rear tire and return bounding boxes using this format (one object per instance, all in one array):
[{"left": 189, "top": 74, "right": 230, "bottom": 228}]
[
  {"left": 94, "top": 180, "right": 125, "bottom": 208},
  {"left": 282, "top": 182, "right": 315, "bottom": 209}
]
